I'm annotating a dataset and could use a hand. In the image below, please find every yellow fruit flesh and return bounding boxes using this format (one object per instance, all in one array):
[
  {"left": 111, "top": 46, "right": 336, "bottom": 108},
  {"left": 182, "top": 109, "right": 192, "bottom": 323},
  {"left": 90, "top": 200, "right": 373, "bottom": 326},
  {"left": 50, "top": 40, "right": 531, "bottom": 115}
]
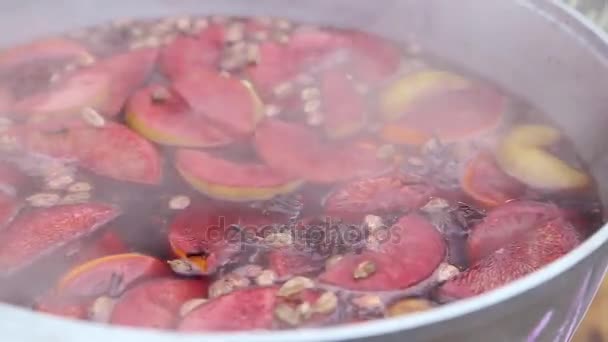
[
  {"left": 178, "top": 167, "right": 304, "bottom": 202},
  {"left": 379, "top": 70, "right": 471, "bottom": 121},
  {"left": 496, "top": 125, "right": 590, "bottom": 190},
  {"left": 125, "top": 110, "right": 211, "bottom": 147}
]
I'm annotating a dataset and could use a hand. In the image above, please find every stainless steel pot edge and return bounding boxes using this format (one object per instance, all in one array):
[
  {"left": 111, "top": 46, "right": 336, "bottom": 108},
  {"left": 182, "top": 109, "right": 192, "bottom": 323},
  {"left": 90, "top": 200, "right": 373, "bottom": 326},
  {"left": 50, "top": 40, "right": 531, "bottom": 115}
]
[{"left": 0, "top": 1, "right": 606, "bottom": 341}]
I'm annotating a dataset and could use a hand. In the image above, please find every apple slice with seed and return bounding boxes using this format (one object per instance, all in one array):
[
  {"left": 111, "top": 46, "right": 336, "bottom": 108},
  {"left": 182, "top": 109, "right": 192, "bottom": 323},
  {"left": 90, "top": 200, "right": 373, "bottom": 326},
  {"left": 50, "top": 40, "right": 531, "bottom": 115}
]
[
  {"left": 126, "top": 85, "right": 234, "bottom": 148},
  {"left": 319, "top": 214, "right": 446, "bottom": 291},
  {"left": 110, "top": 278, "right": 208, "bottom": 329},
  {"left": 0, "top": 203, "right": 119, "bottom": 276},
  {"left": 175, "top": 149, "right": 303, "bottom": 202}
]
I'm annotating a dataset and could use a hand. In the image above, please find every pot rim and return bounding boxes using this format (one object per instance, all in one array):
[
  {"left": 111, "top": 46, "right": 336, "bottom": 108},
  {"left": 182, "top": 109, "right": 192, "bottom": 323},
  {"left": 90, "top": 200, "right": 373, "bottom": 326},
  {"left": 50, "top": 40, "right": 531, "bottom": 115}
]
[{"left": 1, "top": 1, "right": 608, "bottom": 341}]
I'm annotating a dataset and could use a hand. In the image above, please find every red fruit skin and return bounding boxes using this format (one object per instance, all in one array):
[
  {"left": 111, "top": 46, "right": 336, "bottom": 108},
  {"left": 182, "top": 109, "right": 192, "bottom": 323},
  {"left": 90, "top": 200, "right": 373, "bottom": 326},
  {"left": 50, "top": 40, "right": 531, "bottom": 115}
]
[
  {"left": 160, "top": 25, "right": 223, "bottom": 80},
  {"left": 324, "top": 176, "right": 435, "bottom": 222},
  {"left": 59, "top": 254, "right": 171, "bottom": 298},
  {"left": 254, "top": 119, "right": 391, "bottom": 184},
  {"left": 439, "top": 218, "right": 580, "bottom": 299},
  {"left": 178, "top": 287, "right": 278, "bottom": 332},
  {"left": 173, "top": 69, "right": 259, "bottom": 136},
  {"left": 110, "top": 278, "right": 208, "bottom": 329},
  {"left": 467, "top": 201, "right": 564, "bottom": 264},
  {"left": 0, "top": 203, "right": 120, "bottom": 276},
  {"left": 320, "top": 214, "right": 446, "bottom": 291},
  {"left": 12, "top": 122, "right": 163, "bottom": 184}
]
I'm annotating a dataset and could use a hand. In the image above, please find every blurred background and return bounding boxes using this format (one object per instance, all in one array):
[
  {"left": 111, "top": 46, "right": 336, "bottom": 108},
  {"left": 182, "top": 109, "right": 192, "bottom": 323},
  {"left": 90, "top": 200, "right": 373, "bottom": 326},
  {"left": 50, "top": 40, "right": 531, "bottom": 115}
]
[{"left": 565, "top": 1, "right": 608, "bottom": 341}]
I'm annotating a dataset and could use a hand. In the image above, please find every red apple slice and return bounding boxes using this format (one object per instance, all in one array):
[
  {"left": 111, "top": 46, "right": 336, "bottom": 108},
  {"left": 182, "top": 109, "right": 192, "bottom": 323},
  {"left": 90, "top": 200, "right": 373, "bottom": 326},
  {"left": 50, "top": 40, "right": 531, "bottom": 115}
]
[
  {"left": 0, "top": 38, "right": 91, "bottom": 73},
  {"left": 95, "top": 48, "right": 159, "bottom": 117},
  {"left": 0, "top": 203, "right": 119, "bottom": 276},
  {"left": 58, "top": 253, "right": 170, "bottom": 298},
  {"left": 324, "top": 176, "right": 435, "bottom": 221},
  {"left": 173, "top": 69, "right": 264, "bottom": 136},
  {"left": 466, "top": 201, "right": 564, "bottom": 264},
  {"left": 160, "top": 24, "right": 224, "bottom": 80},
  {"left": 13, "top": 122, "right": 162, "bottom": 184},
  {"left": 439, "top": 218, "right": 580, "bottom": 299},
  {"left": 461, "top": 152, "right": 525, "bottom": 208},
  {"left": 175, "top": 149, "right": 303, "bottom": 202},
  {"left": 380, "top": 85, "right": 506, "bottom": 145},
  {"left": 341, "top": 31, "right": 402, "bottom": 85},
  {"left": 13, "top": 69, "right": 111, "bottom": 129},
  {"left": 319, "top": 214, "right": 446, "bottom": 291},
  {"left": 254, "top": 119, "right": 390, "bottom": 184},
  {"left": 320, "top": 70, "right": 367, "bottom": 139},
  {"left": 110, "top": 278, "right": 208, "bottom": 329},
  {"left": 178, "top": 287, "right": 278, "bottom": 332},
  {"left": 73, "top": 231, "right": 129, "bottom": 264},
  {"left": 247, "top": 41, "right": 298, "bottom": 99},
  {"left": 126, "top": 85, "right": 234, "bottom": 148},
  {"left": 15, "top": 48, "right": 158, "bottom": 129}
]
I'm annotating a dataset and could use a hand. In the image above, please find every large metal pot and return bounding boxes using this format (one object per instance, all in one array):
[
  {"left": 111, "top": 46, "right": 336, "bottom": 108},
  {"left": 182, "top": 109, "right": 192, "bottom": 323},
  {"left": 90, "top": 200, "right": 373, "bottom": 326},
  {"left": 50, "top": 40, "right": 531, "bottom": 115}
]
[{"left": 1, "top": 0, "right": 607, "bottom": 341}]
